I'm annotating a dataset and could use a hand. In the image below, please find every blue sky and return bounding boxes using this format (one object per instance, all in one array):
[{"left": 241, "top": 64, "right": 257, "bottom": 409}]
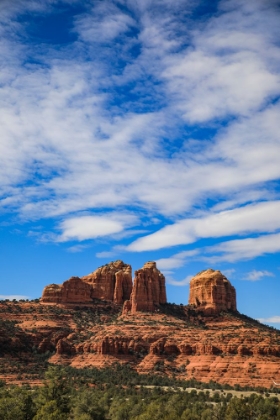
[{"left": 0, "top": 0, "right": 280, "bottom": 328}]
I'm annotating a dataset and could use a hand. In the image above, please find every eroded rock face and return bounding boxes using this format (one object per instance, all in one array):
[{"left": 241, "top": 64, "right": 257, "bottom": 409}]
[
  {"left": 2, "top": 299, "right": 280, "bottom": 389},
  {"left": 82, "top": 260, "right": 132, "bottom": 304},
  {"left": 128, "top": 261, "right": 167, "bottom": 313},
  {"left": 41, "top": 284, "right": 63, "bottom": 304},
  {"left": 188, "top": 269, "right": 237, "bottom": 314},
  {"left": 42, "top": 260, "right": 132, "bottom": 305},
  {"left": 42, "top": 277, "right": 93, "bottom": 304}
]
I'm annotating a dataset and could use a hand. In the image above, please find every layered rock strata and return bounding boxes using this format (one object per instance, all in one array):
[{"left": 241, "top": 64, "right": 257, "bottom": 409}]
[
  {"left": 82, "top": 260, "right": 132, "bottom": 304},
  {"left": 42, "top": 277, "right": 93, "bottom": 304},
  {"left": 2, "top": 300, "right": 280, "bottom": 388},
  {"left": 42, "top": 260, "right": 132, "bottom": 304},
  {"left": 188, "top": 269, "right": 237, "bottom": 314},
  {"left": 124, "top": 261, "right": 167, "bottom": 314}
]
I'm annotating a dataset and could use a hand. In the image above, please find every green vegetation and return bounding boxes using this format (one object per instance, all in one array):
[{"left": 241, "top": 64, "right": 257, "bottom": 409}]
[{"left": 0, "top": 365, "right": 280, "bottom": 419}]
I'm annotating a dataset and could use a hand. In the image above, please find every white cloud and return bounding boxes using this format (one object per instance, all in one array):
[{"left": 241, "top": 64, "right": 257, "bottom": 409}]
[
  {"left": 165, "top": 275, "right": 193, "bottom": 287},
  {"left": 128, "top": 201, "right": 280, "bottom": 251},
  {"left": 96, "top": 250, "right": 117, "bottom": 259},
  {"left": 156, "top": 250, "right": 199, "bottom": 270},
  {"left": 257, "top": 316, "right": 280, "bottom": 324},
  {"left": 0, "top": 0, "right": 280, "bottom": 252},
  {"left": 58, "top": 213, "right": 137, "bottom": 242},
  {"left": 75, "top": 3, "right": 136, "bottom": 42},
  {"left": 159, "top": 0, "right": 280, "bottom": 123},
  {"left": 204, "top": 232, "right": 280, "bottom": 263},
  {"left": 222, "top": 269, "right": 235, "bottom": 278},
  {"left": 154, "top": 231, "right": 280, "bottom": 269},
  {"left": 163, "top": 50, "right": 279, "bottom": 123},
  {"left": 244, "top": 270, "right": 274, "bottom": 281},
  {"left": 67, "top": 244, "right": 90, "bottom": 253}
]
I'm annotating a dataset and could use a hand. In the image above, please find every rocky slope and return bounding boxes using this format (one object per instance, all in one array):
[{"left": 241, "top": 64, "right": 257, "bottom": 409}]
[
  {"left": 0, "top": 300, "right": 279, "bottom": 389},
  {"left": 1, "top": 264, "right": 279, "bottom": 389}
]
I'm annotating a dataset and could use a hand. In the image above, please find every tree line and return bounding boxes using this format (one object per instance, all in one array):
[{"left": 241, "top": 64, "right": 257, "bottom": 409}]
[{"left": 0, "top": 364, "right": 280, "bottom": 419}]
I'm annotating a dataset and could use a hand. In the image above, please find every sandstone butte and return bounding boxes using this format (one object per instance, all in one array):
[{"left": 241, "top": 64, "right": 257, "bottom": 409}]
[
  {"left": 42, "top": 260, "right": 167, "bottom": 313},
  {"left": 42, "top": 260, "right": 133, "bottom": 305},
  {"left": 188, "top": 268, "right": 237, "bottom": 314},
  {"left": 1, "top": 262, "right": 280, "bottom": 390}
]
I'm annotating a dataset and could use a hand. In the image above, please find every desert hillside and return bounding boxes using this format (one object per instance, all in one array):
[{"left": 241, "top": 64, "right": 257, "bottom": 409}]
[{"left": 0, "top": 262, "right": 279, "bottom": 389}]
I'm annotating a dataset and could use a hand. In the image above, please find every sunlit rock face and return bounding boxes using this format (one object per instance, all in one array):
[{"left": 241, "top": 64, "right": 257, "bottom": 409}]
[
  {"left": 188, "top": 269, "right": 237, "bottom": 314},
  {"left": 82, "top": 260, "right": 132, "bottom": 304},
  {"left": 42, "top": 260, "right": 132, "bottom": 305},
  {"left": 42, "top": 277, "right": 93, "bottom": 304},
  {"left": 127, "top": 261, "right": 167, "bottom": 314}
]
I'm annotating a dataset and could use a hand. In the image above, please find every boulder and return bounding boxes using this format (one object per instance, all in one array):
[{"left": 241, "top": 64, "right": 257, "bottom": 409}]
[{"left": 188, "top": 269, "right": 237, "bottom": 314}]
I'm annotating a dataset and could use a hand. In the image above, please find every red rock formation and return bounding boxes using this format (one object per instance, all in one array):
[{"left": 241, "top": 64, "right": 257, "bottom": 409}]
[
  {"left": 41, "top": 283, "right": 63, "bottom": 304},
  {"left": 42, "top": 277, "right": 93, "bottom": 304},
  {"left": 114, "top": 264, "right": 133, "bottom": 304},
  {"left": 122, "top": 300, "right": 132, "bottom": 314},
  {"left": 128, "top": 261, "right": 167, "bottom": 314},
  {"left": 62, "top": 277, "right": 93, "bottom": 304},
  {"left": 188, "top": 269, "right": 237, "bottom": 314},
  {"left": 82, "top": 260, "right": 132, "bottom": 303},
  {"left": 2, "top": 300, "right": 280, "bottom": 389},
  {"left": 42, "top": 260, "right": 132, "bottom": 305}
]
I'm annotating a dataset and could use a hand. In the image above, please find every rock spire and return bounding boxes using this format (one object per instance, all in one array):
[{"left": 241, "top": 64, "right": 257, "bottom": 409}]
[{"left": 123, "top": 261, "right": 167, "bottom": 314}]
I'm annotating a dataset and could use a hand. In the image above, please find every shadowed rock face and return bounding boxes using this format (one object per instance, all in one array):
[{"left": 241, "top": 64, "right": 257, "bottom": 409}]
[
  {"left": 42, "top": 260, "right": 132, "bottom": 305},
  {"left": 127, "top": 261, "right": 167, "bottom": 314},
  {"left": 188, "top": 269, "right": 237, "bottom": 314}
]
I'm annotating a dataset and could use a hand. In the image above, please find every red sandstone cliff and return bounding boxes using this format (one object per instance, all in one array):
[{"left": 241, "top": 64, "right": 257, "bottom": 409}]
[
  {"left": 124, "top": 261, "right": 167, "bottom": 314},
  {"left": 42, "top": 277, "right": 93, "bottom": 304},
  {"left": 2, "top": 301, "right": 279, "bottom": 389},
  {"left": 82, "top": 260, "right": 132, "bottom": 304},
  {"left": 42, "top": 260, "right": 132, "bottom": 305},
  {"left": 2, "top": 263, "right": 280, "bottom": 389},
  {"left": 188, "top": 269, "right": 237, "bottom": 314}
]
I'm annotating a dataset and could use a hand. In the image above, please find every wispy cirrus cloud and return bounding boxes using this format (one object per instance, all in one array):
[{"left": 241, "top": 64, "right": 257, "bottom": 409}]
[
  {"left": 203, "top": 233, "right": 280, "bottom": 263},
  {"left": 152, "top": 231, "right": 280, "bottom": 271},
  {"left": 165, "top": 275, "right": 193, "bottom": 287},
  {"left": 58, "top": 213, "right": 138, "bottom": 242},
  {"left": 0, "top": 0, "right": 279, "bottom": 251},
  {"left": 161, "top": 1, "right": 280, "bottom": 123},
  {"left": 96, "top": 250, "right": 117, "bottom": 259},
  {"left": 128, "top": 201, "right": 280, "bottom": 251},
  {"left": 243, "top": 270, "right": 274, "bottom": 281},
  {"left": 75, "top": 2, "right": 136, "bottom": 43},
  {"left": 222, "top": 269, "right": 235, "bottom": 278},
  {"left": 156, "top": 250, "right": 199, "bottom": 270},
  {"left": 67, "top": 244, "right": 90, "bottom": 253},
  {"left": 258, "top": 316, "right": 280, "bottom": 324}
]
